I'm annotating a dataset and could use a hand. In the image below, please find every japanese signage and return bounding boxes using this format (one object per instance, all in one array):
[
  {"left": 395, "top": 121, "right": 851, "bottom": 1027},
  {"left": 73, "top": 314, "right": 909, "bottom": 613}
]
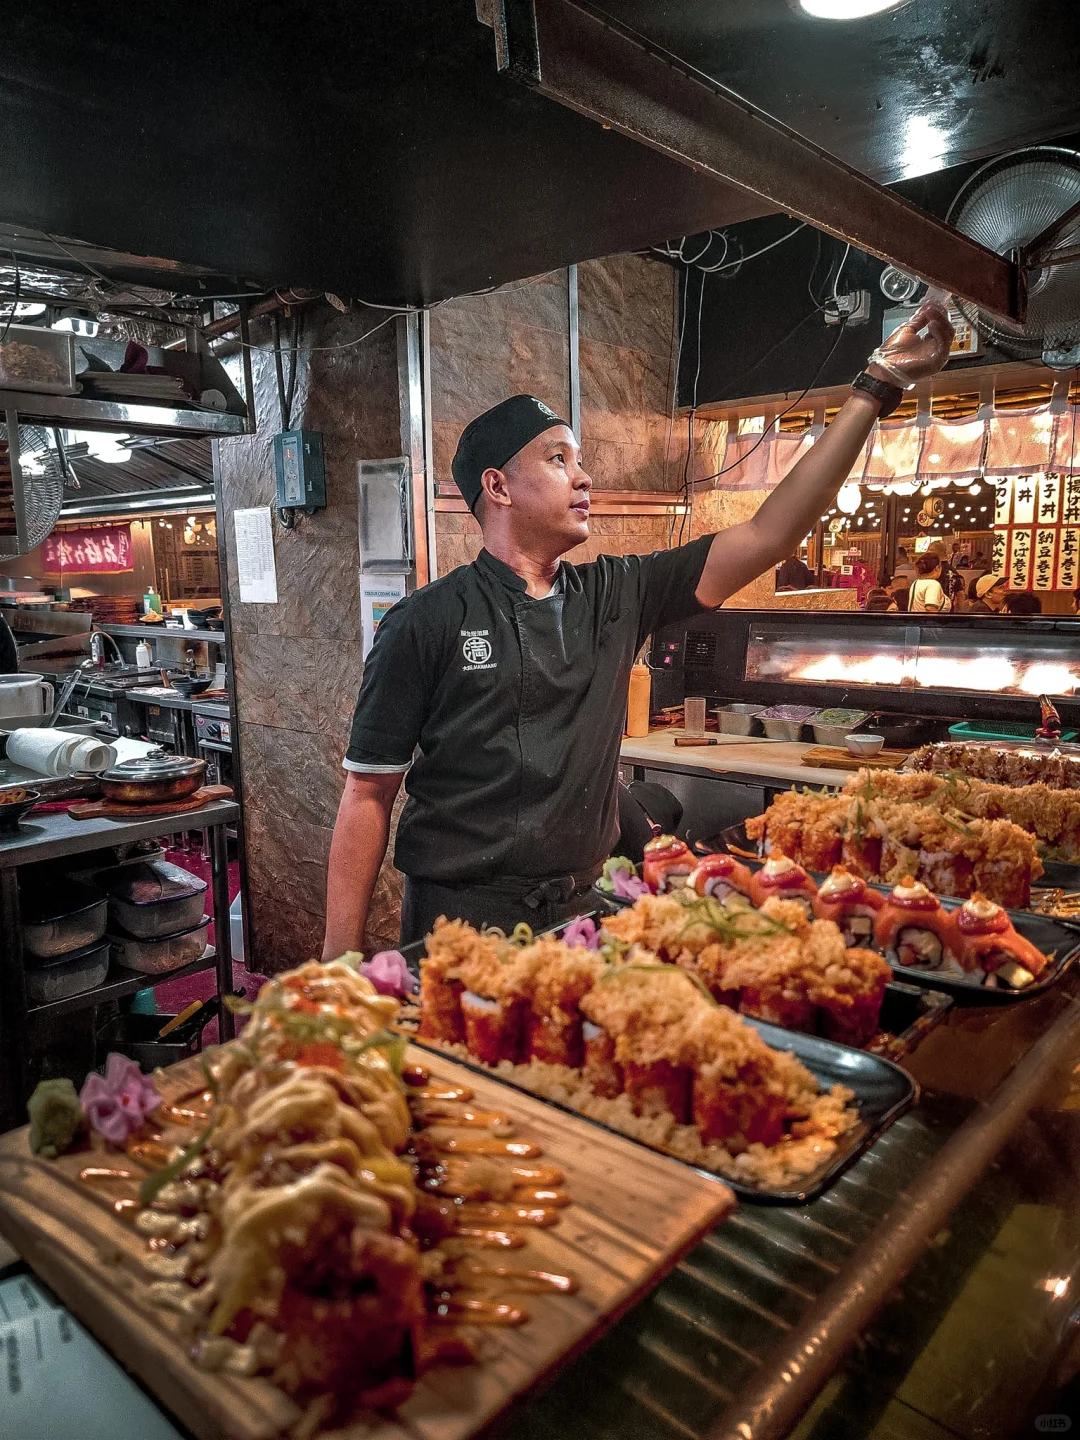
[
  {"left": 42, "top": 524, "right": 133, "bottom": 574},
  {"left": 992, "top": 475, "right": 1080, "bottom": 591}
]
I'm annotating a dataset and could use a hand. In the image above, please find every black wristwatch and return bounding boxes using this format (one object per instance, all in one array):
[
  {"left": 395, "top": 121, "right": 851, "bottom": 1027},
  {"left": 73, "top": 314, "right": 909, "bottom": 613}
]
[{"left": 851, "top": 370, "right": 904, "bottom": 419}]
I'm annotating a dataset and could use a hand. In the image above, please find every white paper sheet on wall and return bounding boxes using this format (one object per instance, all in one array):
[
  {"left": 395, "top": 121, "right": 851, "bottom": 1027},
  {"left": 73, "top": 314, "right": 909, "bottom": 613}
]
[
  {"left": 360, "top": 574, "right": 407, "bottom": 658},
  {"left": 233, "top": 507, "right": 278, "bottom": 603}
]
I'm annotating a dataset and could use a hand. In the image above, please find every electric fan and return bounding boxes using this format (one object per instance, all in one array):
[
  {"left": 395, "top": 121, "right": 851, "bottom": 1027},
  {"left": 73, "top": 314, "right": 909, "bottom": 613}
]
[
  {"left": 0, "top": 424, "right": 66, "bottom": 556},
  {"left": 947, "top": 146, "right": 1080, "bottom": 369}
]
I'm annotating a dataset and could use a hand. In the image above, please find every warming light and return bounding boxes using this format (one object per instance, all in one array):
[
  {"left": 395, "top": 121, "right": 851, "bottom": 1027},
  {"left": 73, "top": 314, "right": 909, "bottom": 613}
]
[{"left": 790, "top": 0, "right": 911, "bottom": 17}]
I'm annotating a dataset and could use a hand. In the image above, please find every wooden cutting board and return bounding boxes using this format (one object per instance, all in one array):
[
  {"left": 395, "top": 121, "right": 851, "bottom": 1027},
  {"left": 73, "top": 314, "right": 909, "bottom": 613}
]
[
  {"left": 68, "top": 784, "right": 233, "bottom": 820},
  {"left": 0, "top": 1049, "right": 734, "bottom": 1440},
  {"left": 802, "top": 745, "right": 911, "bottom": 772}
]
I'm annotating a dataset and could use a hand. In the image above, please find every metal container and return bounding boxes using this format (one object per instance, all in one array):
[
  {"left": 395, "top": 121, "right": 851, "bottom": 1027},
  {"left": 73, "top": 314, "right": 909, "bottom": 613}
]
[
  {"left": 715, "top": 703, "right": 762, "bottom": 736},
  {"left": 21, "top": 878, "right": 108, "bottom": 958},
  {"left": 761, "top": 716, "right": 807, "bottom": 741},
  {"left": 97, "top": 859, "right": 208, "bottom": 939},
  {"left": 99, "top": 755, "right": 205, "bottom": 804},
  {"left": 98, "top": 1000, "right": 219, "bottom": 1069},
  {"left": 109, "top": 915, "right": 210, "bottom": 975},
  {"left": 24, "top": 938, "right": 110, "bottom": 1005}
]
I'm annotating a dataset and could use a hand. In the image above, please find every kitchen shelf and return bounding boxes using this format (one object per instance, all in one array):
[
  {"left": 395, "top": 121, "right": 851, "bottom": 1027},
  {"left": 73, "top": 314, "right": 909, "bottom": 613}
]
[
  {"left": 102, "top": 624, "right": 226, "bottom": 644},
  {"left": 25, "top": 947, "right": 217, "bottom": 1023},
  {"left": 0, "top": 389, "right": 247, "bottom": 439}
]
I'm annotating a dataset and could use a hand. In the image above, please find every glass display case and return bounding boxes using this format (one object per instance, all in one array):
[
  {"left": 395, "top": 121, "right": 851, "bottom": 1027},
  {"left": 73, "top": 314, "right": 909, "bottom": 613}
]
[
  {"left": 745, "top": 619, "right": 1080, "bottom": 698},
  {"left": 656, "top": 610, "right": 1080, "bottom": 725}
]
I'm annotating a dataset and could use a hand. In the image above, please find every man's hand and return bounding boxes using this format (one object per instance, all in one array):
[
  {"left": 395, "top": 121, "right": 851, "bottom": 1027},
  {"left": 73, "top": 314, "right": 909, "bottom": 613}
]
[{"left": 868, "top": 300, "right": 954, "bottom": 388}]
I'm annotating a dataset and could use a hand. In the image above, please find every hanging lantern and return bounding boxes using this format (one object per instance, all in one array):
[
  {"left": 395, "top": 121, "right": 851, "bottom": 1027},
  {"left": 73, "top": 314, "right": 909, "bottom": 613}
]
[{"left": 836, "top": 483, "right": 861, "bottom": 515}]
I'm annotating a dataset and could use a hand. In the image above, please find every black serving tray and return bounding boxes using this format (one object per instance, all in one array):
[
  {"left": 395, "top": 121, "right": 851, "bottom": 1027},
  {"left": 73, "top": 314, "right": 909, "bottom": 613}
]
[
  {"left": 399, "top": 928, "right": 919, "bottom": 1205},
  {"left": 712, "top": 821, "right": 1080, "bottom": 1005},
  {"left": 408, "top": 1017, "right": 917, "bottom": 1207}
]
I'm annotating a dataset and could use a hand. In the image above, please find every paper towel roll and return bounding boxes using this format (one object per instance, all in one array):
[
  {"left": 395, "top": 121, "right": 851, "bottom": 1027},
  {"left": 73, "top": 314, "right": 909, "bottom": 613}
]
[{"left": 6, "top": 728, "right": 117, "bottom": 777}]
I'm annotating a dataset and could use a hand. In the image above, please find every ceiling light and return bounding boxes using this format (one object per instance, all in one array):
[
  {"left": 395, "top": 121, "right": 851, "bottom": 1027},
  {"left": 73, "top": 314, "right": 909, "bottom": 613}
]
[
  {"left": 790, "top": 0, "right": 911, "bottom": 17},
  {"left": 837, "top": 483, "right": 862, "bottom": 515}
]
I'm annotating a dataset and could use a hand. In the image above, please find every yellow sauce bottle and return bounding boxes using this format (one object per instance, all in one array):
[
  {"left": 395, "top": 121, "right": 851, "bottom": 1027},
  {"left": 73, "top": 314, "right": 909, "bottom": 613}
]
[{"left": 626, "top": 662, "right": 651, "bottom": 738}]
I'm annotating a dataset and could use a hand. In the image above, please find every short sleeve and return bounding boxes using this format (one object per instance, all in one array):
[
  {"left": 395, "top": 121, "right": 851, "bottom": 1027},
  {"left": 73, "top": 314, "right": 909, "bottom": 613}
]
[
  {"left": 622, "top": 534, "right": 714, "bottom": 652},
  {"left": 344, "top": 599, "right": 430, "bottom": 770}
]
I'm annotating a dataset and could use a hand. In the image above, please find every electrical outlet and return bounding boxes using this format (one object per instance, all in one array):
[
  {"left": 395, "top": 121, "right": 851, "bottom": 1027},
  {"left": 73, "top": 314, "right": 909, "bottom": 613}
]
[{"left": 825, "top": 289, "right": 872, "bottom": 326}]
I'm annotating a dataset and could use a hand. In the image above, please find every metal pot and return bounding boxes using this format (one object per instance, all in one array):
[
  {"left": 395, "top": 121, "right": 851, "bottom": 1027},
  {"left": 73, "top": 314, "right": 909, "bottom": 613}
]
[{"left": 99, "top": 756, "right": 206, "bottom": 804}]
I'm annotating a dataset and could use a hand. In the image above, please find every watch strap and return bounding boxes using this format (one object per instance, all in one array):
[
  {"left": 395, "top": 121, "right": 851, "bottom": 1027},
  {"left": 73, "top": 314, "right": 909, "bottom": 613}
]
[{"left": 851, "top": 370, "right": 904, "bottom": 419}]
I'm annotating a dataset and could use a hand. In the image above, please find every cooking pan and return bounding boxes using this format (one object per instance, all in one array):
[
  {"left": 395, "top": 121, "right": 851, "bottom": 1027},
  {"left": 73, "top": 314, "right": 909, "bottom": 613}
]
[{"left": 99, "top": 756, "right": 206, "bottom": 804}]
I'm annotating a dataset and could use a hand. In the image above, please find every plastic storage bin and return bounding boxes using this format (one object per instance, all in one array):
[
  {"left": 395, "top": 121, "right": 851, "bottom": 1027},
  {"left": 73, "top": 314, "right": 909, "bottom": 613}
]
[
  {"left": 97, "top": 860, "right": 208, "bottom": 939},
  {"left": 24, "top": 939, "right": 110, "bottom": 1005},
  {"left": 109, "top": 916, "right": 210, "bottom": 975},
  {"left": 0, "top": 324, "right": 76, "bottom": 394},
  {"left": 21, "top": 879, "right": 108, "bottom": 958}
]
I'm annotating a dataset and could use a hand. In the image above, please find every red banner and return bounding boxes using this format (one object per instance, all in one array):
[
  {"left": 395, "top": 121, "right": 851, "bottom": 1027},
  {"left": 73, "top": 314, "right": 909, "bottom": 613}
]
[{"left": 42, "top": 524, "right": 134, "bottom": 574}]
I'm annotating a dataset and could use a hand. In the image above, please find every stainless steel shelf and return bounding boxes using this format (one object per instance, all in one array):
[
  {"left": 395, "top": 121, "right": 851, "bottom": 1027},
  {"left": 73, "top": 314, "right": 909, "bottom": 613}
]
[
  {"left": 102, "top": 624, "right": 226, "bottom": 644},
  {"left": 25, "top": 947, "right": 216, "bottom": 1023},
  {"left": 0, "top": 389, "right": 247, "bottom": 438}
]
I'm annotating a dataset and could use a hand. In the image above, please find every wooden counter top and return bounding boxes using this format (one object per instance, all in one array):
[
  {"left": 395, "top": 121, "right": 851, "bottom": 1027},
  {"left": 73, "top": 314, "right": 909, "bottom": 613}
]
[{"left": 620, "top": 729, "right": 842, "bottom": 788}]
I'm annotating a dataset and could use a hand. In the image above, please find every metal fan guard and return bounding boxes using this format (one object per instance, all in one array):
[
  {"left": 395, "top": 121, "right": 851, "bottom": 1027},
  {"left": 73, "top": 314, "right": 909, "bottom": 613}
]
[
  {"left": 16, "top": 424, "right": 65, "bottom": 551},
  {"left": 947, "top": 146, "right": 1080, "bottom": 358}
]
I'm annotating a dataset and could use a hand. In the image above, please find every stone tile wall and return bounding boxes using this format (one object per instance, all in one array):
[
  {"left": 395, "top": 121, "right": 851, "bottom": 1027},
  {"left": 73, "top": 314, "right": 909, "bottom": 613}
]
[{"left": 215, "top": 308, "right": 404, "bottom": 973}]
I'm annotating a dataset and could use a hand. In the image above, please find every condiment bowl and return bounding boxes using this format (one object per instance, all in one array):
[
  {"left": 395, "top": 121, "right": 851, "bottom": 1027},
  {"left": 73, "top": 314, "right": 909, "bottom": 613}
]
[{"left": 845, "top": 733, "right": 885, "bottom": 757}]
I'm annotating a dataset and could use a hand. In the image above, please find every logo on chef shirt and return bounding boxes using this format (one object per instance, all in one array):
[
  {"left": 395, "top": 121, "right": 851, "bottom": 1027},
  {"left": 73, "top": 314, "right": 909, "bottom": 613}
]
[{"left": 461, "top": 629, "right": 496, "bottom": 671}]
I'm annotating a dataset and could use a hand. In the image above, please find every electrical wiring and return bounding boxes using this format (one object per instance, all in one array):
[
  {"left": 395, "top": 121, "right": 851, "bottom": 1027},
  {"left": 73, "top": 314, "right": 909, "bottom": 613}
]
[{"left": 693, "top": 317, "right": 850, "bottom": 488}]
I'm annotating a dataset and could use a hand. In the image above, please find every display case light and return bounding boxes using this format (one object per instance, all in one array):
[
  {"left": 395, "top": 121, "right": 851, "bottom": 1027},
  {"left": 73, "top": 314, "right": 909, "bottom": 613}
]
[{"left": 789, "top": 0, "right": 911, "bottom": 17}]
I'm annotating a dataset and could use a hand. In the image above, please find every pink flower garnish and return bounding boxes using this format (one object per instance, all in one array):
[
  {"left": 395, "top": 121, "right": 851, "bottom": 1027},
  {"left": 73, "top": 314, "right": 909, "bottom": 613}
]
[
  {"left": 79, "top": 1053, "right": 159, "bottom": 1146},
  {"left": 612, "top": 869, "right": 650, "bottom": 900},
  {"left": 561, "top": 916, "right": 600, "bottom": 950},
  {"left": 359, "top": 950, "right": 418, "bottom": 999}
]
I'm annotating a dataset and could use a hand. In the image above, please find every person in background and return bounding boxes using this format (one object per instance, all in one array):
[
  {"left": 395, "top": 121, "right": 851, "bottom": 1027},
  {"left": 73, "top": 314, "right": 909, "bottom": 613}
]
[
  {"left": 776, "top": 551, "right": 814, "bottom": 592},
  {"left": 909, "top": 552, "right": 952, "bottom": 613},
  {"left": 929, "top": 539, "right": 963, "bottom": 604},
  {"left": 862, "top": 583, "right": 896, "bottom": 613},
  {"left": 887, "top": 573, "right": 910, "bottom": 611},
  {"left": 1003, "top": 590, "right": 1042, "bottom": 616},
  {"left": 969, "top": 573, "right": 1007, "bottom": 613},
  {"left": 897, "top": 546, "right": 910, "bottom": 567},
  {"left": 1072, "top": 586, "right": 1080, "bottom": 615}
]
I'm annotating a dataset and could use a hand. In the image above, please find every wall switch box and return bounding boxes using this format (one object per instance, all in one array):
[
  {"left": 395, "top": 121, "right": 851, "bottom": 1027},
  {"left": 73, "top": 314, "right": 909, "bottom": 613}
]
[{"left": 274, "top": 429, "right": 326, "bottom": 511}]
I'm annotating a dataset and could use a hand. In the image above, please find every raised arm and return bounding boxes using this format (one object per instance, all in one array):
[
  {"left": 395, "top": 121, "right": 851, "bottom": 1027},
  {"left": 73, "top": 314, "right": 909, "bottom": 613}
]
[{"left": 695, "top": 302, "right": 954, "bottom": 609}]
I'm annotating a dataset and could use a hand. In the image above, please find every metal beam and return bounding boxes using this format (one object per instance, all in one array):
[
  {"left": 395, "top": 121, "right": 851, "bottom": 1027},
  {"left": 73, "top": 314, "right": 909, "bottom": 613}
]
[{"left": 493, "top": 0, "right": 1023, "bottom": 325}]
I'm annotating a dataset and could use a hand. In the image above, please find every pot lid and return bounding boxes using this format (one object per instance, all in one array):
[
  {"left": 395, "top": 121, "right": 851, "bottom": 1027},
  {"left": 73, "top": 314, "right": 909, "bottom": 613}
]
[{"left": 102, "top": 756, "right": 205, "bottom": 782}]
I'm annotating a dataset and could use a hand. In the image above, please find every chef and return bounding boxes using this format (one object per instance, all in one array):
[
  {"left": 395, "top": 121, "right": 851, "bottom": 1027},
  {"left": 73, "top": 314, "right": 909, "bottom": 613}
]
[{"left": 323, "top": 303, "right": 953, "bottom": 952}]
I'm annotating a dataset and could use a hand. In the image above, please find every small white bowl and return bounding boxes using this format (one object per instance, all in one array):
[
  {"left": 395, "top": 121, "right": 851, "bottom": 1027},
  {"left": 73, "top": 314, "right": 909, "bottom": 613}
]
[{"left": 845, "top": 733, "right": 885, "bottom": 757}]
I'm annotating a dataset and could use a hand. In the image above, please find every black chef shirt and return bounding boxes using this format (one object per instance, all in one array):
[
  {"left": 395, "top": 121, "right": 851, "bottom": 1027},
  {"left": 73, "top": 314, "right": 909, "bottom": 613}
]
[{"left": 345, "top": 537, "right": 714, "bottom": 883}]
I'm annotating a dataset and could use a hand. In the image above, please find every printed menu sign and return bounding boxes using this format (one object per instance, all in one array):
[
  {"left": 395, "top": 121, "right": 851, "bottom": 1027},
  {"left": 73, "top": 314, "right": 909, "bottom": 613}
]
[{"left": 42, "top": 524, "right": 132, "bottom": 574}]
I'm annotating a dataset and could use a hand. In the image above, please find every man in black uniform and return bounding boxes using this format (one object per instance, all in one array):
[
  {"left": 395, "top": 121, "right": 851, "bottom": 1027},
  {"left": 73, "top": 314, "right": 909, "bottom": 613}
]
[{"left": 324, "top": 303, "right": 952, "bottom": 951}]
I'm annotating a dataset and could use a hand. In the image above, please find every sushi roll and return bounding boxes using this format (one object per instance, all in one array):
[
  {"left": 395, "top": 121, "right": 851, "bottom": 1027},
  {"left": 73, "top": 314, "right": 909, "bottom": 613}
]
[
  {"left": 810, "top": 944, "right": 892, "bottom": 1049},
  {"left": 952, "top": 894, "right": 1050, "bottom": 988},
  {"left": 692, "top": 1064, "right": 786, "bottom": 1147},
  {"left": 917, "top": 848, "right": 974, "bottom": 900},
  {"left": 623, "top": 1059, "right": 693, "bottom": 1123},
  {"left": 873, "top": 877, "right": 961, "bottom": 975},
  {"left": 418, "top": 960, "right": 466, "bottom": 1044},
  {"left": 687, "top": 853, "right": 755, "bottom": 903},
  {"left": 748, "top": 854, "right": 818, "bottom": 918},
  {"left": 642, "top": 835, "right": 694, "bottom": 893},
  {"left": 841, "top": 832, "right": 883, "bottom": 881},
  {"left": 812, "top": 866, "right": 884, "bottom": 948},
  {"left": 582, "top": 1021, "right": 623, "bottom": 1098},
  {"left": 737, "top": 980, "right": 817, "bottom": 1034},
  {"left": 521, "top": 940, "right": 606, "bottom": 1067},
  {"left": 460, "top": 991, "right": 526, "bottom": 1065}
]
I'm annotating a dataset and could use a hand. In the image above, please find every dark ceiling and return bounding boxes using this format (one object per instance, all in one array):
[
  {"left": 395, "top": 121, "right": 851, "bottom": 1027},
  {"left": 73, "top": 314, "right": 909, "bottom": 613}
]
[{"left": 1, "top": 1, "right": 1078, "bottom": 306}]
